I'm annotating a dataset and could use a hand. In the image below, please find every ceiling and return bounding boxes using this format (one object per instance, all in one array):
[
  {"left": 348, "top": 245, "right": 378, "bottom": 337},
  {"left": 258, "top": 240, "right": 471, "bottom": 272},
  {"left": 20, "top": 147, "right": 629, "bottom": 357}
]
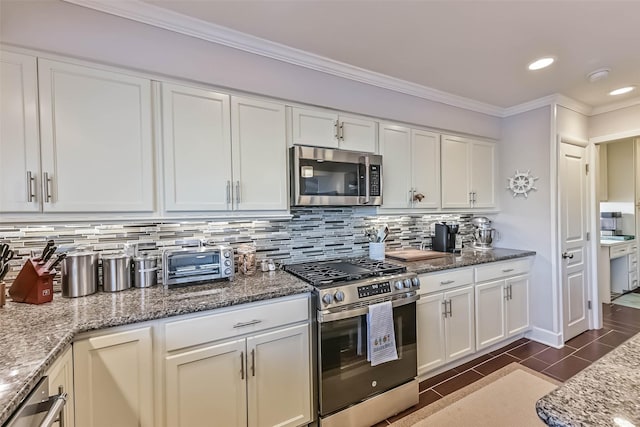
[{"left": 136, "top": 1, "right": 640, "bottom": 110}]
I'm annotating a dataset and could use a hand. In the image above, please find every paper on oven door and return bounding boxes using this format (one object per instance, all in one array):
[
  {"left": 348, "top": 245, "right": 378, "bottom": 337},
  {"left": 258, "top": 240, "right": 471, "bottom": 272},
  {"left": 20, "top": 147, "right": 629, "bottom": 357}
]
[{"left": 367, "top": 301, "right": 398, "bottom": 366}]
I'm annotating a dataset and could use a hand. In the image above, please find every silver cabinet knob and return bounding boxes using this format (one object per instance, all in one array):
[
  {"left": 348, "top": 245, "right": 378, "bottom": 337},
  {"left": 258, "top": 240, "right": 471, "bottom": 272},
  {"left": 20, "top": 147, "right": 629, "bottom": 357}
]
[
  {"left": 322, "top": 293, "right": 333, "bottom": 305},
  {"left": 334, "top": 290, "right": 345, "bottom": 302}
]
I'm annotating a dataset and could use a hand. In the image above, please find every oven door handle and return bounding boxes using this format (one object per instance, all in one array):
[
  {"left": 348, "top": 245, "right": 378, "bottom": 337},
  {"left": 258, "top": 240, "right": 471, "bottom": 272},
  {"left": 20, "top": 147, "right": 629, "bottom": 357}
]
[{"left": 318, "top": 294, "right": 420, "bottom": 323}]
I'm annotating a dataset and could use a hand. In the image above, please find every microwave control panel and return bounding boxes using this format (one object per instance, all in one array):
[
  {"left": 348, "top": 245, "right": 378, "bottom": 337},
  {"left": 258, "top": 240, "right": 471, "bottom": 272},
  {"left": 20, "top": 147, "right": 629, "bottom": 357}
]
[
  {"left": 357, "top": 281, "right": 391, "bottom": 298},
  {"left": 369, "top": 165, "right": 381, "bottom": 196}
]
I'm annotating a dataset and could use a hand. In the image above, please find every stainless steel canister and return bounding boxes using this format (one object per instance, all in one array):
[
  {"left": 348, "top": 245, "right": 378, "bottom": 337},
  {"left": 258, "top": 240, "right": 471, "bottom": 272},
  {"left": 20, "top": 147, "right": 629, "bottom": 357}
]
[
  {"left": 102, "top": 254, "right": 131, "bottom": 292},
  {"left": 61, "top": 251, "right": 99, "bottom": 298},
  {"left": 131, "top": 253, "right": 158, "bottom": 288}
]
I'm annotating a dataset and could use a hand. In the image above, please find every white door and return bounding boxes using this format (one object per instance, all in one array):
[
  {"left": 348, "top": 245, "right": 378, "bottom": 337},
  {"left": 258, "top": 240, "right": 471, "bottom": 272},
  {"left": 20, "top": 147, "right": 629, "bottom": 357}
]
[
  {"left": 379, "top": 123, "right": 412, "bottom": 208},
  {"left": 247, "top": 323, "right": 312, "bottom": 427},
  {"left": 162, "top": 83, "right": 231, "bottom": 211},
  {"left": 74, "top": 327, "right": 154, "bottom": 427},
  {"left": 441, "top": 135, "right": 471, "bottom": 208},
  {"left": 38, "top": 59, "right": 154, "bottom": 212},
  {"left": 559, "top": 142, "right": 590, "bottom": 341},
  {"left": 506, "top": 275, "right": 530, "bottom": 337},
  {"left": 290, "top": 107, "right": 338, "bottom": 148},
  {"left": 0, "top": 51, "right": 41, "bottom": 212},
  {"left": 231, "top": 97, "right": 287, "bottom": 210},
  {"left": 444, "top": 286, "right": 475, "bottom": 361},
  {"left": 164, "top": 339, "right": 247, "bottom": 427},
  {"left": 46, "top": 346, "right": 75, "bottom": 427},
  {"left": 417, "top": 293, "right": 446, "bottom": 374},
  {"left": 338, "top": 114, "right": 377, "bottom": 153},
  {"left": 470, "top": 141, "right": 496, "bottom": 208},
  {"left": 412, "top": 129, "right": 440, "bottom": 209},
  {"left": 475, "top": 280, "right": 506, "bottom": 350}
]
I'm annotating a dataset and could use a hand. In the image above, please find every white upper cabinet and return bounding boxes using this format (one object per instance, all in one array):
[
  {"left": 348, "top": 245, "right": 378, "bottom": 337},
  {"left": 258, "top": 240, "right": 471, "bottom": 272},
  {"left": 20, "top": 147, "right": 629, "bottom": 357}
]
[
  {"left": 380, "top": 123, "right": 439, "bottom": 209},
  {"left": 0, "top": 51, "right": 41, "bottom": 212},
  {"left": 290, "top": 106, "right": 377, "bottom": 153},
  {"left": 231, "top": 96, "right": 287, "bottom": 211},
  {"left": 38, "top": 59, "right": 155, "bottom": 212},
  {"left": 441, "top": 135, "right": 496, "bottom": 209},
  {"left": 162, "top": 83, "right": 231, "bottom": 211}
]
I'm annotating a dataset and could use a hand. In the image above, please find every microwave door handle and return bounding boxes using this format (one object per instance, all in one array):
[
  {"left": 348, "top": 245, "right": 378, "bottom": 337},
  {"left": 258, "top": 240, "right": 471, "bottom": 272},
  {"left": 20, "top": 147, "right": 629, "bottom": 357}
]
[{"left": 361, "top": 156, "right": 371, "bottom": 204}]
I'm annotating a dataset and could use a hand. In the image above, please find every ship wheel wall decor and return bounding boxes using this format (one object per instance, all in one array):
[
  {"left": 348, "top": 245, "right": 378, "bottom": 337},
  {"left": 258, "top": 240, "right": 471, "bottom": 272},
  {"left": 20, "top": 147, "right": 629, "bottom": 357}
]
[{"left": 507, "top": 170, "right": 538, "bottom": 198}]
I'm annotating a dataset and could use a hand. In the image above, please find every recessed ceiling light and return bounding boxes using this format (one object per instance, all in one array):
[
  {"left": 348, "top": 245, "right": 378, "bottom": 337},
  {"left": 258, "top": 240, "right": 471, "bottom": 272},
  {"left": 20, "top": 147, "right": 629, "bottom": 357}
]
[
  {"left": 528, "top": 57, "right": 555, "bottom": 71},
  {"left": 609, "top": 86, "right": 636, "bottom": 96}
]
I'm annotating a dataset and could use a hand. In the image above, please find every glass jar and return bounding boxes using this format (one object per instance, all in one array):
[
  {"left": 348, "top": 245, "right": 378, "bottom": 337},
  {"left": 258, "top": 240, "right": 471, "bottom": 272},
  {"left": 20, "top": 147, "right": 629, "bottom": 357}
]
[{"left": 237, "top": 244, "right": 257, "bottom": 276}]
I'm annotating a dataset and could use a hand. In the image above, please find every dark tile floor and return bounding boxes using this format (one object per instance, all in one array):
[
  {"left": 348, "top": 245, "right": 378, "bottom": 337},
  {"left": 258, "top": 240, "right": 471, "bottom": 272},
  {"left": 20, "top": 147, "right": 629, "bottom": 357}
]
[{"left": 372, "top": 301, "right": 640, "bottom": 426}]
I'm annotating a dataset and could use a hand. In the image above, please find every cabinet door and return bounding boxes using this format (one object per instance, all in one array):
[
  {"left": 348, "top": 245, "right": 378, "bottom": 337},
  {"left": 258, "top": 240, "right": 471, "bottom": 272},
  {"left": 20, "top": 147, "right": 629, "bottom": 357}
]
[
  {"left": 290, "top": 107, "right": 339, "bottom": 148},
  {"left": 232, "top": 97, "right": 287, "bottom": 210},
  {"left": 475, "top": 280, "right": 506, "bottom": 350},
  {"left": 412, "top": 129, "right": 440, "bottom": 209},
  {"left": 338, "top": 114, "right": 377, "bottom": 153},
  {"left": 379, "top": 123, "right": 412, "bottom": 208},
  {"left": 444, "top": 286, "right": 475, "bottom": 361},
  {"left": 74, "top": 327, "right": 154, "bottom": 427},
  {"left": 164, "top": 339, "right": 247, "bottom": 427},
  {"left": 247, "top": 323, "right": 311, "bottom": 427},
  {"left": 506, "top": 275, "right": 530, "bottom": 337},
  {"left": 441, "top": 135, "right": 471, "bottom": 208},
  {"left": 0, "top": 51, "right": 40, "bottom": 212},
  {"left": 162, "top": 83, "right": 231, "bottom": 211},
  {"left": 38, "top": 59, "right": 154, "bottom": 212},
  {"left": 46, "top": 346, "right": 75, "bottom": 427},
  {"left": 470, "top": 140, "right": 496, "bottom": 208},
  {"left": 417, "top": 293, "right": 446, "bottom": 374}
]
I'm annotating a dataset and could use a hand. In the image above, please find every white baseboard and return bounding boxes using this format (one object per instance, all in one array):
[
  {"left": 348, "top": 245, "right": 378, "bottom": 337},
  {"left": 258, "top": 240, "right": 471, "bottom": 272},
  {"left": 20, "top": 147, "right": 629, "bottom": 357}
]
[{"left": 526, "top": 327, "right": 563, "bottom": 348}]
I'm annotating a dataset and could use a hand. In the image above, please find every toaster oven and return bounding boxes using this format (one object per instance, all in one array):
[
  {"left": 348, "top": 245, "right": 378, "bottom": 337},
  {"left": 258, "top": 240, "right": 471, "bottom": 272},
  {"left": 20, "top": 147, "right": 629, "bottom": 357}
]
[{"left": 162, "top": 246, "right": 234, "bottom": 287}]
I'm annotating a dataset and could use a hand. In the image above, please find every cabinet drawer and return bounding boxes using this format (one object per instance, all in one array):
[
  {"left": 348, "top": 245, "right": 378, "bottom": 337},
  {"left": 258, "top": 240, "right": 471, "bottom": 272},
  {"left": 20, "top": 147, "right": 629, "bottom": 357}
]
[
  {"left": 610, "top": 244, "right": 630, "bottom": 259},
  {"left": 165, "top": 296, "right": 309, "bottom": 352},
  {"left": 419, "top": 268, "right": 473, "bottom": 294},
  {"left": 474, "top": 258, "right": 531, "bottom": 283},
  {"left": 629, "top": 253, "right": 638, "bottom": 272},
  {"left": 629, "top": 271, "right": 638, "bottom": 290}
]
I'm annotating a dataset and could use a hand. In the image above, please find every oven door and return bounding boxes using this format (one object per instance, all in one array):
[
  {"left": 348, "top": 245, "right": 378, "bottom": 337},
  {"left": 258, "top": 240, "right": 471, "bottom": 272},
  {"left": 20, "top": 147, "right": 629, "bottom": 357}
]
[{"left": 317, "top": 297, "right": 417, "bottom": 417}]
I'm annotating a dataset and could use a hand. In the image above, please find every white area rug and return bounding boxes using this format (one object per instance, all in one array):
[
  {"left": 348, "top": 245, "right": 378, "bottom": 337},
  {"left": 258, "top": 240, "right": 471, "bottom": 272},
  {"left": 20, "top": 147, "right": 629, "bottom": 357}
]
[
  {"left": 390, "top": 363, "right": 560, "bottom": 427},
  {"left": 613, "top": 292, "right": 640, "bottom": 309}
]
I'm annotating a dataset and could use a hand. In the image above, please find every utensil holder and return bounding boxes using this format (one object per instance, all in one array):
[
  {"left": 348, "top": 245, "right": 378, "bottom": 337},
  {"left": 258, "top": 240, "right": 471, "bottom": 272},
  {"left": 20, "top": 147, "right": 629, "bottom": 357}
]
[
  {"left": 8, "top": 259, "right": 54, "bottom": 304},
  {"left": 369, "top": 242, "right": 385, "bottom": 261}
]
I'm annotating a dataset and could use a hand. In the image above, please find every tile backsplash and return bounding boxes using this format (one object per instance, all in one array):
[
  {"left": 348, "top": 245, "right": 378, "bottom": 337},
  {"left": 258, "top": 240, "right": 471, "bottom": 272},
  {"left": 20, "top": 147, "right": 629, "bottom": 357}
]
[{"left": 0, "top": 208, "right": 472, "bottom": 286}]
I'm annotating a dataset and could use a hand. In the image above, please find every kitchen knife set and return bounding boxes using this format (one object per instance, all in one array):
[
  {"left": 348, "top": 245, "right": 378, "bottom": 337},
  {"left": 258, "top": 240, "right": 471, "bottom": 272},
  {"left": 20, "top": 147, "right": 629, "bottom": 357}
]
[
  {"left": 7, "top": 239, "right": 64, "bottom": 305},
  {"left": 0, "top": 243, "right": 14, "bottom": 282},
  {"left": 365, "top": 224, "right": 389, "bottom": 243},
  {"left": 36, "top": 240, "right": 67, "bottom": 272}
]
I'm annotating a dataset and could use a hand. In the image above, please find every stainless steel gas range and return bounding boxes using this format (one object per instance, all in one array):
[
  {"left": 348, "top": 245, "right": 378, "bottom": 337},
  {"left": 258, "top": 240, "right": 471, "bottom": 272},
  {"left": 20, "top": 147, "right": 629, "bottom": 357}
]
[{"left": 285, "top": 258, "right": 420, "bottom": 427}]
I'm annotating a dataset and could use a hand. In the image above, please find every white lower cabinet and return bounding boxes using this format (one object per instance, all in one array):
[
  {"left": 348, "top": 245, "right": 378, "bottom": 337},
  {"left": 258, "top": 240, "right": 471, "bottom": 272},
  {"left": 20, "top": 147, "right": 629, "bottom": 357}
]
[
  {"left": 74, "top": 326, "right": 154, "bottom": 427},
  {"left": 417, "top": 285, "right": 475, "bottom": 374},
  {"left": 162, "top": 295, "right": 312, "bottom": 427},
  {"left": 46, "top": 346, "right": 75, "bottom": 427},
  {"left": 475, "top": 260, "right": 530, "bottom": 351}
]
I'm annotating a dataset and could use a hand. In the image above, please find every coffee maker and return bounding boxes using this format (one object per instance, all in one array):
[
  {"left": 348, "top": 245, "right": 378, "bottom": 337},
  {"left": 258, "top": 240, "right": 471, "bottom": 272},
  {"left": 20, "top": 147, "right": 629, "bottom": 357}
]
[{"left": 433, "top": 222, "right": 460, "bottom": 253}]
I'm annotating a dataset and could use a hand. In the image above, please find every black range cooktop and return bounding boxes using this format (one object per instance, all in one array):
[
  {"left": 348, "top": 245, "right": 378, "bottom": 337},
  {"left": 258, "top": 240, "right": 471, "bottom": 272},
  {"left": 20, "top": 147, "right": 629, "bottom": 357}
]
[{"left": 284, "top": 258, "right": 406, "bottom": 287}]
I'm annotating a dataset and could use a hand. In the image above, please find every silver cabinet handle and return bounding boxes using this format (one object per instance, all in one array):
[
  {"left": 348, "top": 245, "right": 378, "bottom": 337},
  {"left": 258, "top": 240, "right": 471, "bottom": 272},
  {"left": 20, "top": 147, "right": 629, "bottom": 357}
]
[
  {"left": 240, "top": 351, "right": 245, "bottom": 380},
  {"left": 473, "top": 192, "right": 477, "bottom": 203},
  {"left": 502, "top": 268, "right": 514, "bottom": 273},
  {"left": 39, "top": 386, "right": 67, "bottom": 427},
  {"left": 334, "top": 120, "right": 339, "bottom": 139},
  {"left": 43, "top": 172, "right": 53, "bottom": 203},
  {"left": 27, "top": 171, "right": 36, "bottom": 202},
  {"left": 504, "top": 286, "right": 510, "bottom": 300},
  {"left": 448, "top": 300, "right": 453, "bottom": 317},
  {"left": 251, "top": 349, "right": 256, "bottom": 377},
  {"left": 226, "top": 180, "right": 231, "bottom": 204},
  {"left": 509, "top": 284, "right": 513, "bottom": 300},
  {"left": 233, "top": 319, "right": 262, "bottom": 328},
  {"left": 339, "top": 122, "right": 344, "bottom": 140},
  {"left": 469, "top": 192, "right": 473, "bottom": 205},
  {"left": 442, "top": 300, "right": 448, "bottom": 318},
  {"left": 440, "top": 280, "right": 455, "bottom": 285},
  {"left": 235, "top": 181, "right": 240, "bottom": 205}
]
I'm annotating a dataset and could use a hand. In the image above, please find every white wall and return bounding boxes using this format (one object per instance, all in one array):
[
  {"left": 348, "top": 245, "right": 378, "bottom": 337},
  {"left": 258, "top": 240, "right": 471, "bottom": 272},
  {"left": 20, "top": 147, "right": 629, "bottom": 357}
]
[
  {"left": 557, "top": 106, "right": 589, "bottom": 141},
  {"left": 0, "top": 0, "right": 501, "bottom": 139},
  {"left": 589, "top": 104, "right": 640, "bottom": 140},
  {"left": 495, "top": 106, "right": 554, "bottom": 332}
]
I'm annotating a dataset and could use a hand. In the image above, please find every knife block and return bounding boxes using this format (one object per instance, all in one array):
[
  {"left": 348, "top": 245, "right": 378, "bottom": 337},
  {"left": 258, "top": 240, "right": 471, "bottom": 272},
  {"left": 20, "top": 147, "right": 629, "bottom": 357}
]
[{"left": 9, "top": 259, "right": 54, "bottom": 304}]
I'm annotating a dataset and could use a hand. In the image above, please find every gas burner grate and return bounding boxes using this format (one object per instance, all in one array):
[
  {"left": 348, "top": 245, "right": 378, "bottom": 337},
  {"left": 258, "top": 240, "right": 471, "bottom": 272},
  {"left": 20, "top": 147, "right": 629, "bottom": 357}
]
[
  {"left": 349, "top": 257, "right": 406, "bottom": 275},
  {"left": 284, "top": 258, "right": 406, "bottom": 287}
]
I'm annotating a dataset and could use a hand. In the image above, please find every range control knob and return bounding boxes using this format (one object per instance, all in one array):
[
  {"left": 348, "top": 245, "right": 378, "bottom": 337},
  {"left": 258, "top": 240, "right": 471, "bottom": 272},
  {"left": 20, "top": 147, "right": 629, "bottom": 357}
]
[
  {"left": 223, "top": 251, "right": 231, "bottom": 258},
  {"left": 403, "top": 279, "right": 412, "bottom": 288},
  {"left": 224, "top": 260, "right": 232, "bottom": 267},
  {"left": 322, "top": 293, "right": 333, "bottom": 305},
  {"left": 334, "top": 290, "right": 345, "bottom": 302},
  {"left": 411, "top": 277, "right": 420, "bottom": 287},
  {"left": 395, "top": 281, "right": 404, "bottom": 290}
]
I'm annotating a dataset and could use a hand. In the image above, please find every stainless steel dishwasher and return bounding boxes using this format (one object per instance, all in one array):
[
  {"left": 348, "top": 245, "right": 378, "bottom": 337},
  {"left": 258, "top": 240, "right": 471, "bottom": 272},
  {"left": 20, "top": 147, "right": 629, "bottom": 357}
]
[{"left": 3, "top": 376, "right": 67, "bottom": 427}]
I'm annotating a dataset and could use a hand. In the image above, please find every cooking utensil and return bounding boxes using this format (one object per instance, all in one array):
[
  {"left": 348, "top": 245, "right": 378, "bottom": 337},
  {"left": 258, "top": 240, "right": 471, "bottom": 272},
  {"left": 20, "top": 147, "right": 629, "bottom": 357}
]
[
  {"left": 48, "top": 253, "right": 67, "bottom": 271},
  {"left": 0, "top": 263, "right": 9, "bottom": 281},
  {"left": 1, "top": 248, "right": 14, "bottom": 263},
  {"left": 39, "top": 240, "right": 55, "bottom": 260}
]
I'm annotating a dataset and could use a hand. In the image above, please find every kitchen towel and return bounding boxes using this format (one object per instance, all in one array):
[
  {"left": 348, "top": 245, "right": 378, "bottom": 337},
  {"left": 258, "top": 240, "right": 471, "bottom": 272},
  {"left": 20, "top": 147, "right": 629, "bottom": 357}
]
[{"left": 367, "top": 301, "right": 398, "bottom": 366}]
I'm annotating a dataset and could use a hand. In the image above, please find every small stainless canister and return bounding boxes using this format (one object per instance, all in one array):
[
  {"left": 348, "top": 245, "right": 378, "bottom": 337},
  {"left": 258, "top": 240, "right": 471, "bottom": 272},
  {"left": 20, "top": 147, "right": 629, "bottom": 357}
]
[
  {"left": 62, "top": 251, "right": 99, "bottom": 298},
  {"left": 102, "top": 254, "right": 131, "bottom": 292},
  {"left": 131, "top": 253, "right": 158, "bottom": 288}
]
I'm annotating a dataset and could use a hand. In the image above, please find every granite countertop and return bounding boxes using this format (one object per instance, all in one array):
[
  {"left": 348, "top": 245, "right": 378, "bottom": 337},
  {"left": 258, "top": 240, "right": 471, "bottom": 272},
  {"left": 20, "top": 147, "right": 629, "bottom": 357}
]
[
  {"left": 536, "top": 332, "right": 640, "bottom": 426},
  {"left": 397, "top": 247, "right": 536, "bottom": 274},
  {"left": 0, "top": 270, "right": 312, "bottom": 425}
]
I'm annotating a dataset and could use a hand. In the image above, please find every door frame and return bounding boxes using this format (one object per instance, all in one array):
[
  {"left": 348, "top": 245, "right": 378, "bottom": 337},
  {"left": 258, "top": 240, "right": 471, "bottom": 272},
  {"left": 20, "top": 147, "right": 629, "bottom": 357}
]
[{"left": 554, "top": 134, "right": 598, "bottom": 344}]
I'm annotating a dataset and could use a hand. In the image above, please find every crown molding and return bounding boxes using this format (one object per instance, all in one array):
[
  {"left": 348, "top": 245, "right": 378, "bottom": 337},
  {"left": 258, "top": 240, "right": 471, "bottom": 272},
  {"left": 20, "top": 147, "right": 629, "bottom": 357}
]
[
  {"left": 591, "top": 96, "right": 640, "bottom": 116},
  {"left": 63, "top": 0, "right": 504, "bottom": 117},
  {"left": 553, "top": 94, "right": 593, "bottom": 116},
  {"left": 501, "top": 94, "right": 559, "bottom": 117}
]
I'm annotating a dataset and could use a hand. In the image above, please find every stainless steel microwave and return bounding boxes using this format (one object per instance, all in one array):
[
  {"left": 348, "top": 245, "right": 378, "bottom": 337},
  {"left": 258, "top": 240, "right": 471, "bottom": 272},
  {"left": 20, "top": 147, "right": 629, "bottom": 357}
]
[{"left": 290, "top": 146, "right": 383, "bottom": 206}]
